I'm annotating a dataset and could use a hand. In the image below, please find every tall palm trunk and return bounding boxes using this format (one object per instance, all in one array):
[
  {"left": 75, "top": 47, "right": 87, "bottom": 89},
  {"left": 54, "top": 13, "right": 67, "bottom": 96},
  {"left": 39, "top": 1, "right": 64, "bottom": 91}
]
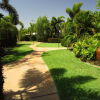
[
  {"left": 0, "top": 48, "right": 4, "bottom": 100},
  {"left": 0, "top": 63, "right": 4, "bottom": 100}
]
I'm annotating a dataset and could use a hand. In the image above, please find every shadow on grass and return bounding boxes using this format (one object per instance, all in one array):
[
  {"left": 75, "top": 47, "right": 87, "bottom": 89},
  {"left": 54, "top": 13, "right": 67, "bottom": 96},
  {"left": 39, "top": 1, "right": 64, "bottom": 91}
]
[
  {"left": 16, "top": 43, "right": 33, "bottom": 47},
  {"left": 1, "top": 43, "right": 33, "bottom": 64},
  {"left": 2, "top": 50, "right": 33, "bottom": 64},
  {"left": 50, "top": 68, "right": 100, "bottom": 100},
  {"left": 4, "top": 68, "right": 56, "bottom": 100}
]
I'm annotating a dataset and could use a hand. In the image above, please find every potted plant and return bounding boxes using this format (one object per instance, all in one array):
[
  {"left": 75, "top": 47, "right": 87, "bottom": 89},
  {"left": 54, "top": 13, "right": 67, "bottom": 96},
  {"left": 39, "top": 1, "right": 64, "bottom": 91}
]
[{"left": 96, "top": 47, "right": 100, "bottom": 61}]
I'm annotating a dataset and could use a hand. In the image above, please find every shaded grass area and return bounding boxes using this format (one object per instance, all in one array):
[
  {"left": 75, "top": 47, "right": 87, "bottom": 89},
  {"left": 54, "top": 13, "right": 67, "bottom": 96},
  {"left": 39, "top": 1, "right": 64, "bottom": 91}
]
[
  {"left": 2, "top": 41, "right": 33, "bottom": 64},
  {"left": 37, "top": 43, "right": 63, "bottom": 47},
  {"left": 42, "top": 49, "right": 100, "bottom": 100}
]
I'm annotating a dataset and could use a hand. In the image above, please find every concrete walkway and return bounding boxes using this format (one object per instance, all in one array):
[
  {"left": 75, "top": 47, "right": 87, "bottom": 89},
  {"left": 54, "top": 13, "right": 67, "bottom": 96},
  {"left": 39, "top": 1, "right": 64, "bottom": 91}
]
[{"left": 4, "top": 42, "right": 65, "bottom": 100}]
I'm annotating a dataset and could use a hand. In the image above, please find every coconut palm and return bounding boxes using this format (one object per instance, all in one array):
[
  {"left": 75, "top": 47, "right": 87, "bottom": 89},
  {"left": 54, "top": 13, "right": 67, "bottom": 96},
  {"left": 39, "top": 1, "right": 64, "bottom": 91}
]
[
  {"left": 0, "top": 0, "right": 19, "bottom": 25},
  {"left": 51, "top": 16, "right": 65, "bottom": 38},
  {"left": 66, "top": 2, "right": 83, "bottom": 20},
  {"left": 0, "top": 53, "right": 5, "bottom": 100}
]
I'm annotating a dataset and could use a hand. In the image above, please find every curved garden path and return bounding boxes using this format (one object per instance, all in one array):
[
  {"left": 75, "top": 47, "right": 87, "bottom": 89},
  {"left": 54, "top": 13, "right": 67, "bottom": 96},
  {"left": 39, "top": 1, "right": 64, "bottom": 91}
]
[{"left": 4, "top": 42, "right": 66, "bottom": 100}]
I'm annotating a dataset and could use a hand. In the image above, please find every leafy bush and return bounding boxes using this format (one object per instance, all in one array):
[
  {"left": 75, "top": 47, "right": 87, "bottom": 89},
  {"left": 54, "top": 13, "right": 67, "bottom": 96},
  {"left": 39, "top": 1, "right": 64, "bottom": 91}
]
[
  {"left": 93, "top": 33, "right": 100, "bottom": 40},
  {"left": 61, "top": 35, "right": 77, "bottom": 47},
  {"left": 73, "top": 36, "right": 100, "bottom": 61},
  {"left": 0, "top": 19, "right": 18, "bottom": 47}
]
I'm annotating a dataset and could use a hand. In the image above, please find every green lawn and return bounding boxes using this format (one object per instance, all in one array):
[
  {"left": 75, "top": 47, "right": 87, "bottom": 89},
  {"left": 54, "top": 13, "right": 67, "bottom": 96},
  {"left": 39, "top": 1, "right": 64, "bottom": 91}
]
[
  {"left": 42, "top": 49, "right": 100, "bottom": 100},
  {"left": 37, "top": 43, "right": 63, "bottom": 47},
  {"left": 2, "top": 41, "right": 33, "bottom": 64}
]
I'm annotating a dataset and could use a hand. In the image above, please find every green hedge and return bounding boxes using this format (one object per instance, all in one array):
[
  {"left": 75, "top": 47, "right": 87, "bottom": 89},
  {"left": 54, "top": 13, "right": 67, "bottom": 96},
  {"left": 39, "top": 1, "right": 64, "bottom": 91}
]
[{"left": 0, "top": 20, "right": 18, "bottom": 47}]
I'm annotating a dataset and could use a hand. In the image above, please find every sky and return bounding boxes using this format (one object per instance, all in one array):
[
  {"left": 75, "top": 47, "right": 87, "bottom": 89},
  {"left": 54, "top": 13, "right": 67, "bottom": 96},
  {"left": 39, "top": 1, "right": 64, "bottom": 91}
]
[{"left": 0, "top": 0, "right": 99, "bottom": 28}]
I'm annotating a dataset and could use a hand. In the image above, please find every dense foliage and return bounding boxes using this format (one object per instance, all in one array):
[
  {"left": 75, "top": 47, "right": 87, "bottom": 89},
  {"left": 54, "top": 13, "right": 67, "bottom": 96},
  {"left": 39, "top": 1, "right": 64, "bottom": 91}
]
[
  {"left": 73, "top": 35, "right": 100, "bottom": 61},
  {"left": 61, "top": 34, "right": 76, "bottom": 47},
  {"left": 18, "top": 22, "right": 36, "bottom": 41},
  {"left": 0, "top": 19, "right": 18, "bottom": 47},
  {"left": 35, "top": 16, "right": 51, "bottom": 42},
  {"left": 50, "top": 16, "right": 65, "bottom": 38},
  {"left": 60, "top": 2, "right": 100, "bottom": 61}
]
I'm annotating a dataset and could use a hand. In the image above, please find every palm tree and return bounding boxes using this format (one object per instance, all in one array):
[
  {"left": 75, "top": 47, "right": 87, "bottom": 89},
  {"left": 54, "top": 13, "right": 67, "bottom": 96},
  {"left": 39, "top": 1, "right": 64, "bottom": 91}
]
[
  {"left": 66, "top": 2, "right": 83, "bottom": 20},
  {"left": 0, "top": 0, "right": 19, "bottom": 25},
  {"left": 0, "top": 0, "right": 19, "bottom": 99},
  {"left": 51, "top": 16, "right": 65, "bottom": 38}
]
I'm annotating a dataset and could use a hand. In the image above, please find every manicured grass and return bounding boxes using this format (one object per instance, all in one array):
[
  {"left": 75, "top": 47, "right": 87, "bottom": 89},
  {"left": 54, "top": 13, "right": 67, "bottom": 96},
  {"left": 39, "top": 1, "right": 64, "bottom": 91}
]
[
  {"left": 37, "top": 43, "right": 63, "bottom": 47},
  {"left": 2, "top": 41, "right": 33, "bottom": 64},
  {"left": 42, "top": 49, "right": 100, "bottom": 100}
]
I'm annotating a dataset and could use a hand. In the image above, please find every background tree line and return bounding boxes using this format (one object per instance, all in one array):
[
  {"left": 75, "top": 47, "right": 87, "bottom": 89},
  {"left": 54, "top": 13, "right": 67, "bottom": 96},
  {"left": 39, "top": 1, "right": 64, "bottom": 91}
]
[{"left": 18, "top": 1, "right": 100, "bottom": 61}]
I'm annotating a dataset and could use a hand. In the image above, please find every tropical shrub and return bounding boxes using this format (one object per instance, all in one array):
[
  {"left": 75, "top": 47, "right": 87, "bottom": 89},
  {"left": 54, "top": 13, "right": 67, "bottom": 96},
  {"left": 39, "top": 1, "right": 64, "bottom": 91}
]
[
  {"left": 0, "top": 19, "right": 18, "bottom": 47},
  {"left": 73, "top": 36, "right": 100, "bottom": 61},
  {"left": 61, "top": 18, "right": 76, "bottom": 37},
  {"left": 93, "top": 33, "right": 100, "bottom": 40},
  {"left": 93, "top": 11, "right": 100, "bottom": 33},
  {"left": 61, "top": 34, "right": 77, "bottom": 47},
  {"left": 61, "top": 19, "right": 76, "bottom": 47}
]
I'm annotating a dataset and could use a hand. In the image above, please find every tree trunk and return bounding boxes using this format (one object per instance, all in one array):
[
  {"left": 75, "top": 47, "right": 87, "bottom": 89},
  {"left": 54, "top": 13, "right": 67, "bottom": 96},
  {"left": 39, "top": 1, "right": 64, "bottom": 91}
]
[
  {"left": 0, "top": 60, "right": 4, "bottom": 100},
  {"left": 0, "top": 48, "right": 4, "bottom": 100}
]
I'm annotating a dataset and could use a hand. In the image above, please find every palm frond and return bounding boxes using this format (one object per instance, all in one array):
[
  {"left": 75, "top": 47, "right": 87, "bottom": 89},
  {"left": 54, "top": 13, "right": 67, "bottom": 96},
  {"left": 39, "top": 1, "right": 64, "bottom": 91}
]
[
  {"left": 0, "top": 3, "right": 19, "bottom": 25},
  {"left": 73, "top": 2, "right": 83, "bottom": 14},
  {"left": 2, "top": 0, "right": 9, "bottom": 4},
  {"left": 58, "top": 16, "right": 65, "bottom": 23},
  {"left": 66, "top": 8, "right": 74, "bottom": 18},
  {"left": 5, "top": 4, "right": 19, "bottom": 25},
  {"left": 18, "top": 21, "right": 24, "bottom": 29}
]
